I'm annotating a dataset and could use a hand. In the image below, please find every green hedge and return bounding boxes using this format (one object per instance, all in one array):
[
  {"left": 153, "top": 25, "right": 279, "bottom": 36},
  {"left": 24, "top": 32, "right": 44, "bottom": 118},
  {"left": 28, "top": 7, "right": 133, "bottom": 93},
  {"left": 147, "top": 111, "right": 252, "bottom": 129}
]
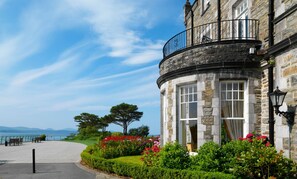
[{"left": 81, "top": 151, "right": 235, "bottom": 179}]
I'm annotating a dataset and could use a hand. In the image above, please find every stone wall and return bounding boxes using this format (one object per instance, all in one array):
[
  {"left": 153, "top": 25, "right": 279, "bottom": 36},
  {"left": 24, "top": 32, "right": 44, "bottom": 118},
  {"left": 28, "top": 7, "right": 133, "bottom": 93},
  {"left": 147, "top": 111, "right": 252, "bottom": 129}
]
[
  {"left": 274, "top": 44, "right": 297, "bottom": 160},
  {"left": 160, "top": 41, "right": 260, "bottom": 76}
]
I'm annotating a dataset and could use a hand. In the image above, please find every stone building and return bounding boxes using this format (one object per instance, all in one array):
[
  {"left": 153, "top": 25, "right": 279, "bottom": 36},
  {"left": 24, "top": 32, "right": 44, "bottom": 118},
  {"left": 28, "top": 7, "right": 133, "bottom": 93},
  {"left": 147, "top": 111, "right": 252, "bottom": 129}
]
[{"left": 157, "top": 0, "right": 297, "bottom": 161}]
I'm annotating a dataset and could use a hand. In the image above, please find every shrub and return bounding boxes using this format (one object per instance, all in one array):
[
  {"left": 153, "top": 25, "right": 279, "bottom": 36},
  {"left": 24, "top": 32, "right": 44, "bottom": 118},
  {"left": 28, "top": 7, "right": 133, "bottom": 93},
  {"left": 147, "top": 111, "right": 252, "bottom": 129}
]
[
  {"left": 97, "top": 135, "right": 155, "bottom": 159},
  {"left": 39, "top": 134, "right": 46, "bottom": 141},
  {"left": 142, "top": 140, "right": 161, "bottom": 167},
  {"left": 191, "top": 141, "right": 221, "bottom": 172},
  {"left": 220, "top": 139, "right": 252, "bottom": 173},
  {"left": 111, "top": 132, "right": 123, "bottom": 136},
  {"left": 158, "top": 142, "right": 190, "bottom": 170},
  {"left": 81, "top": 150, "right": 235, "bottom": 179},
  {"left": 232, "top": 139, "right": 297, "bottom": 178},
  {"left": 128, "top": 125, "right": 150, "bottom": 137}
]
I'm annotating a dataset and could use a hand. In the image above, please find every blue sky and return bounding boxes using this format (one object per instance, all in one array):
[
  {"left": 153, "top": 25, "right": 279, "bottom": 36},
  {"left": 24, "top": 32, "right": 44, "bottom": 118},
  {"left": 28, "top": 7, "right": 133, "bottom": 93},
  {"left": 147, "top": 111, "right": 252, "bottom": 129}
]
[{"left": 0, "top": 0, "right": 188, "bottom": 135}]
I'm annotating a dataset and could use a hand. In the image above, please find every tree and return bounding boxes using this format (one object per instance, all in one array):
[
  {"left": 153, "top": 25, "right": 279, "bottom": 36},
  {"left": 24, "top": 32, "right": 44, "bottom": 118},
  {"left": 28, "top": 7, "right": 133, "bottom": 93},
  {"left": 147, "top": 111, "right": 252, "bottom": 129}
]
[
  {"left": 74, "top": 113, "right": 108, "bottom": 135},
  {"left": 128, "top": 125, "right": 149, "bottom": 137},
  {"left": 103, "top": 103, "right": 143, "bottom": 135}
]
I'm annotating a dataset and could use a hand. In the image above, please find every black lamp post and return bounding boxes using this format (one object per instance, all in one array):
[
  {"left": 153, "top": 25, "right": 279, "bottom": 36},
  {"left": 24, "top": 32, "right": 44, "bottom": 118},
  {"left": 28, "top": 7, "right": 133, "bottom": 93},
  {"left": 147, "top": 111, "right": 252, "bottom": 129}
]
[{"left": 269, "top": 86, "right": 295, "bottom": 127}]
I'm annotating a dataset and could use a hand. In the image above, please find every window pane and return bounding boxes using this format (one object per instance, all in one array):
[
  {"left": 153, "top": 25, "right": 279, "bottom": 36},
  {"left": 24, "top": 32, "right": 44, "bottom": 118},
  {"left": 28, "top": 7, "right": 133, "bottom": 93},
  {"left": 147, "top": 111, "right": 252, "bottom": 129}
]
[
  {"left": 221, "top": 101, "right": 232, "bottom": 117},
  {"left": 223, "top": 119, "right": 243, "bottom": 140},
  {"left": 189, "top": 94, "right": 193, "bottom": 102},
  {"left": 194, "top": 94, "right": 197, "bottom": 101},
  {"left": 233, "top": 101, "right": 244, "bottom": 117},
  {"left": 233, "top": 83, "right": 238, "bottom": 90},
  {"left": 181, "top": 95, "right": 184, "bottom": 102},
  {"left": 227, "top": 83, "right": 232, "bottom": 90},
  {"left": 239, "top": 83, "right": 244, "bottom": 90},
  {"left": 181, "top": 104, "right": 186, "bottom": 119},
  {"left": 233, "top": 92, "right": 238, "bottom": 99},
  {"left": 185, "top": 95, "right": 188, "bottom": 102},
  {"left": 194, "top": 86, "right": 197, "bottom": 92},
  {"left": 227, "top": 92, "right": 232, "bottom": 99},
  {"left": 221, "top": 92, "right": 226, "bottom": 100},
  {"left": 189, "top": 103, "right": 197, "bottom": 118},
  {"left": 185, "top": 88, "right": 188, "bottom": 94},
  {"left": 221, "top": 83, "right": 226, "bottom": 90},
  {"left": 189, "top": 87, "right": 192, "bottom": 93},
  {"left": 181, "top": 88, "right": 184, "bottom": 94},
  {"left": 239, "top": 92, "right": 244, "bottom": 99}
]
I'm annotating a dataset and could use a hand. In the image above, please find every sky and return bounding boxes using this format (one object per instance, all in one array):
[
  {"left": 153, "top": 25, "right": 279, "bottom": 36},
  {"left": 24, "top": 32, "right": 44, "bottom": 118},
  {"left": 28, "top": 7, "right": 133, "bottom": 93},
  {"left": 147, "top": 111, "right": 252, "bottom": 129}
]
[{"left": 0, "top": 0, "right": 190, "bottom": 135}]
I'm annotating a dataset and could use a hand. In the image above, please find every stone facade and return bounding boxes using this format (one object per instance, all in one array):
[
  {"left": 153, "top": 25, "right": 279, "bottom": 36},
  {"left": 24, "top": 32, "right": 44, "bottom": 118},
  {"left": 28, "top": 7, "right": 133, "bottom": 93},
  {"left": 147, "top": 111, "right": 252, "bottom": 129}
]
[{"left": 159, "top": 0, "right": 297, "bottom": 161}]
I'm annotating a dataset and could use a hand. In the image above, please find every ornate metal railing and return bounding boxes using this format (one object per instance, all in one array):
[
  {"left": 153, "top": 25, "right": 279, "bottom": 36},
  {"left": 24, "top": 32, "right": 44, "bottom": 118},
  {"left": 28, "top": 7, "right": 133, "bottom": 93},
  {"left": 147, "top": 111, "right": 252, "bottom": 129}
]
[{"left": 163, "top": 19, "right": 259, "bottom": 58}]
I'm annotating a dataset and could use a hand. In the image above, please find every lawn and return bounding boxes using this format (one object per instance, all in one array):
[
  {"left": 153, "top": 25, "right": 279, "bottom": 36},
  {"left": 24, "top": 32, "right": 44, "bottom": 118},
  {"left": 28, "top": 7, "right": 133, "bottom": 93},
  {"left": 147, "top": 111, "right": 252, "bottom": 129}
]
[
  {"left": 64, "top": 137, "right": 98, "bottom": 146},
  {"left": 110, "top": 155, "right": 143, "bottom": 165}
]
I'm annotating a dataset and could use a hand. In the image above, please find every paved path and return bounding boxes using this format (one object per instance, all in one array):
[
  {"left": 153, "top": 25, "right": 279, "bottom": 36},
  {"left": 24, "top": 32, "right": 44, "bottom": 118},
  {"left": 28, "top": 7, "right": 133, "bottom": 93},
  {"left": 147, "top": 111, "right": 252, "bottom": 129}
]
[{"left": 0, "top": 141, "right": 122, "bottom": 179}]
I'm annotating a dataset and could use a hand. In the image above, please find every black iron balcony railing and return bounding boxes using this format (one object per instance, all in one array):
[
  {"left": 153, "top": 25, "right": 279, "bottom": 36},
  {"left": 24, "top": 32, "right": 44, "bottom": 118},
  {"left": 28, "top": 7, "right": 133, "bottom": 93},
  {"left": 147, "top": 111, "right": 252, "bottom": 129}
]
[{"left": 163, "top": 19, "right": 259, "bottom": 58}]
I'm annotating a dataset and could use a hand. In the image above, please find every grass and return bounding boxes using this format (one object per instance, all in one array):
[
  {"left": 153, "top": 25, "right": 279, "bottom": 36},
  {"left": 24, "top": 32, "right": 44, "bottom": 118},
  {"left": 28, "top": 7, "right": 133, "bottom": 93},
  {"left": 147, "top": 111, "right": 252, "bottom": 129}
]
[
  {"left": 110, "top": 155, "right": 143, "bottom": 165},
  {"left": 64, "top": 137, "right": 99, "bottom": 146}
]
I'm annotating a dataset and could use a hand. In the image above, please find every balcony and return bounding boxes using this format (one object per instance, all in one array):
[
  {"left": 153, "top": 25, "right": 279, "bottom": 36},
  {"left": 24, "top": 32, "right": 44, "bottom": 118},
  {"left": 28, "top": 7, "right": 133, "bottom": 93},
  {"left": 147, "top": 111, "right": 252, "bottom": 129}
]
[
  {"left": 157, "top": 19, "right": 262, "bottom": 87},
  {"left": 163, "top": 19, "right": 259, "bottom": 58}
]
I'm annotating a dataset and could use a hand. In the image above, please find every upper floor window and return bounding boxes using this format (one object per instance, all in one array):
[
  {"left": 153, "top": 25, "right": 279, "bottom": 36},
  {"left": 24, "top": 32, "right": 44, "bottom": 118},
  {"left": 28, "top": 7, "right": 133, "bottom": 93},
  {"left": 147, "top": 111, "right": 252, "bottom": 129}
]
[
  {"left": 233, "top": 0, "right": 249, "bottom": 39},
  {"left": 202, "top": 0, "right": 210, "bottom": 14},
  {"left": 180, "top": 85, "right": 198, "bottom": 120}
]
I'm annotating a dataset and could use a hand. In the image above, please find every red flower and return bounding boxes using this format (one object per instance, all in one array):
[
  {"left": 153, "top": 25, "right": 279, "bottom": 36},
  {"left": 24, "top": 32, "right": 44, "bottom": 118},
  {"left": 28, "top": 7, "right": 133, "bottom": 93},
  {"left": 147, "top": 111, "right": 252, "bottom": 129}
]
[{"left": 246, "top": 133, "right": 254, "bottom": 139}]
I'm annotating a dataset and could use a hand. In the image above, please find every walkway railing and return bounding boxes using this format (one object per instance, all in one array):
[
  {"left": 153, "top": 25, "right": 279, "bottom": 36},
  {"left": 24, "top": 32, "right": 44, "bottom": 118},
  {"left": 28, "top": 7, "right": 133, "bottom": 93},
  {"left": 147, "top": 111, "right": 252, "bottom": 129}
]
[
  {"left": 0, "top": 135, "right": 67, "bottom": 145},
  {"left": 163, "top": 19, "right": 259, "bottom": 58}
]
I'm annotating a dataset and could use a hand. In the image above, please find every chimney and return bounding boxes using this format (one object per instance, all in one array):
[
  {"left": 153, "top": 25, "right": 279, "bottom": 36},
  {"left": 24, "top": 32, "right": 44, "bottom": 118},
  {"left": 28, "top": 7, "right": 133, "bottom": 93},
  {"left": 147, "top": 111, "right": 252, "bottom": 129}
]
[{"left": 184, "top": 0, "right": 192, "bottom": 25}]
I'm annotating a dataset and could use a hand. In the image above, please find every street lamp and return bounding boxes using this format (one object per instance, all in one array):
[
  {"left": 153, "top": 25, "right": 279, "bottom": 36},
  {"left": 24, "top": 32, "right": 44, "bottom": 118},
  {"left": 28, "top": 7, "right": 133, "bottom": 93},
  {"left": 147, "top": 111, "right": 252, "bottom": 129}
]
[
  {"left": 269, "top": 86, "right": 295, "bottom": 127},
  {"left": 269, "top": 86, "right": 296, "bottom": 159}
]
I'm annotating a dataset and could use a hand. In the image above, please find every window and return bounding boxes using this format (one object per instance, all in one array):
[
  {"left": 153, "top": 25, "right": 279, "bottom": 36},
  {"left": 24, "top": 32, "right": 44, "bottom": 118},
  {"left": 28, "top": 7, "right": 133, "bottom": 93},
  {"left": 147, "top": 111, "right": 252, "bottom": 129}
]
[
  {"left": 179, "top": 84, "right": 198, "bottom": 151},
  {"left": 233, "top": 0, "right": 248, "bottom": 39},
  {"left": 180, "top": 85, "right": 198, "bottom": 120},
  {"left": 220, "top": 81, "right": 245, "bottom": 142},
  {"left": 202, "top": 0, "right": 210, "bottom": 14}
]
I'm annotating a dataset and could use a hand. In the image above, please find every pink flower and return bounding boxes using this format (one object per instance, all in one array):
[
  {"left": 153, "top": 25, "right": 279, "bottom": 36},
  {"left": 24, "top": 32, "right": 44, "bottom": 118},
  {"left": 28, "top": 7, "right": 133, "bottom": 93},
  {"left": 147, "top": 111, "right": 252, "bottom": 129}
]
[{"left": 246, "top": 133, "right": 254, "bottom": 139}]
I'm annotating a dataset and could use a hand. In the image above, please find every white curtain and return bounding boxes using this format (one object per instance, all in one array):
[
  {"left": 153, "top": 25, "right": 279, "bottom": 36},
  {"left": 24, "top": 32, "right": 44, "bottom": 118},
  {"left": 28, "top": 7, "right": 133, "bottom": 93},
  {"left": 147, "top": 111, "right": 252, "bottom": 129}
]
[{"left": 224, "top": 120, "right": 243, "bottom": 140}]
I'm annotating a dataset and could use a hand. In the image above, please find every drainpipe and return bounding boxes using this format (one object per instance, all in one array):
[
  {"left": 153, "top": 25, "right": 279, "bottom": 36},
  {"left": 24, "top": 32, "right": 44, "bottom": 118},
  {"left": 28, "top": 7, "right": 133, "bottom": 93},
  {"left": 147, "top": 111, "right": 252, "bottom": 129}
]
[
  {"left": 268, "top": 0, "right": 274, "bottom": 146},
  {"left": 191, "top": 10, "right": 194, "bottom": 46},
  {"left": 217, "top": 0, "right": 221, "bottom": 41}
]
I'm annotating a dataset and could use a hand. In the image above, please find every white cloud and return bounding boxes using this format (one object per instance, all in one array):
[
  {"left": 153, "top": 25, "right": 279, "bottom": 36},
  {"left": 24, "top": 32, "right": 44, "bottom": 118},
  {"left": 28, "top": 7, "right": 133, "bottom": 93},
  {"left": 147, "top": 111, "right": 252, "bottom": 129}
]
[{"left": 10, "top": 55, "right": 77, "bottom": 86}]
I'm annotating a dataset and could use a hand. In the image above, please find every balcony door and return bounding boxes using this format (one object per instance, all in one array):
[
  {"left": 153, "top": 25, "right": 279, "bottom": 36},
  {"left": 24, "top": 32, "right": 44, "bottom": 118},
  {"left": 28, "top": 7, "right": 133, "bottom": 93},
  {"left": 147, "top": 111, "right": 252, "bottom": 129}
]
[{"left": 234, "top": 0, "right": 248, "bottom": 39}]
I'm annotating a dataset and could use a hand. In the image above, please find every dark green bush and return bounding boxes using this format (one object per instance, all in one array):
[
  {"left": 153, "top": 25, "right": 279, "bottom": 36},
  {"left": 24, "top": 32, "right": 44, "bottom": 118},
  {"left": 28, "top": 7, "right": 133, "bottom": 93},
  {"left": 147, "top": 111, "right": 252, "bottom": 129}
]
[
  {"left": 158, "top": 142, "right": 190, "bottom": 170},
  {"left": 39, "top": 134, "right": 46, "bottom": 141},
  {"left": 191, "top": 141, "right": 221, "bottom": 171},
  {"left": 81, "top": 150, "right": 235, "bottom": 179},
  {"left": 220, "top": 140, "right": 252, "bottom": 173}
]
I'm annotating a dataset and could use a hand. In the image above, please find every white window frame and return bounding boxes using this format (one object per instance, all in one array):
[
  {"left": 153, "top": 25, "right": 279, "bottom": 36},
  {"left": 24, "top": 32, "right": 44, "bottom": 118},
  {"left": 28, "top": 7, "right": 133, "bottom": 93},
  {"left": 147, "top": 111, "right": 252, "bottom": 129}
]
[
  {"left": 179, "top": 84, "right": 198, "bottom": 120},
  {"left": 220, "top": 81, "right": 247, "bottom": 141}
]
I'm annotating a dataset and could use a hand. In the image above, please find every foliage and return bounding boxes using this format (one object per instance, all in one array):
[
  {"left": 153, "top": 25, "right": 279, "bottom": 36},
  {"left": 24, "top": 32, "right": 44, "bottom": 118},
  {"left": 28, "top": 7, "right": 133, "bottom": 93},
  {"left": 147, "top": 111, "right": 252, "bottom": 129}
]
[
  {"left": 102, "top": 103, "right": 143, "bottom": 135},
  {"left": 74, "top": 113, "right": 109, "bottom": 136},
  {"left": 220, "top": 139, "right": 252, "bottom": 173},
  {"left": 232, "top": 139, "right": 297, "bottom": 178},
  {"left": 39, "top": 134, "right": 46, "bottom": 141},
  {"left": 111, "top": 132, "right": 123, "bottom": 136},
  {"left": 81, "top": 150, "right": 235, "bottom": 179},
  {"left": 158, "top": 142, "right": 191, "bottom": 170},
  {"left": 97, "top": 135, "right": 156, "bottom": 159},
  {"left": 64, "top": 131, "right": 111, "bottom": 146},
  {"left": 191, "top": 141, "right": 221, "bottom": 171},
  {"left": 128, "top": 125, "right": 150, "bottom": 137},
  {"left": 141, "top": 137, "right": 160, "bottom": 167}
]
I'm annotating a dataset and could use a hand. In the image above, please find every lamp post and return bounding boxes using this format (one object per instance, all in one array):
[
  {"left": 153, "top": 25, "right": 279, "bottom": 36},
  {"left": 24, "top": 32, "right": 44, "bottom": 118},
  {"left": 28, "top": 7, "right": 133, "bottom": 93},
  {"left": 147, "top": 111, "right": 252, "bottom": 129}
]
[
  {"left": 269, "top": 87, "right": 295, "bottom": 127},
  {"left": 268, "top": 86, "right": 295, "bottom": 158}
]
